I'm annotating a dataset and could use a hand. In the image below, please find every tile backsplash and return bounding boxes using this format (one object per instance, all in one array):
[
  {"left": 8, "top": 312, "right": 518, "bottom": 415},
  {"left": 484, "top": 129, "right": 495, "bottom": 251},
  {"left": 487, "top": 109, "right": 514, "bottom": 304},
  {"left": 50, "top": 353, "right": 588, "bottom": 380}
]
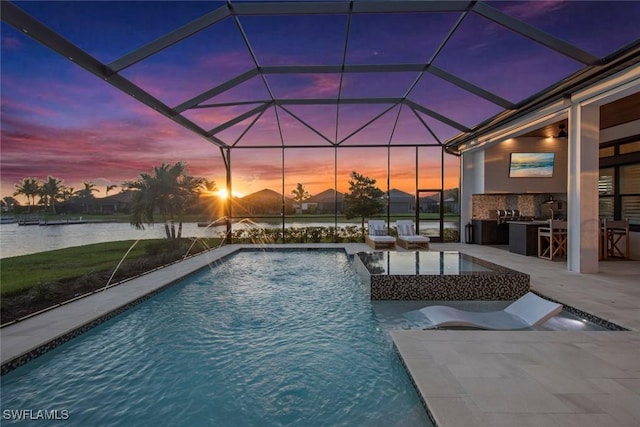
[{"left": 472, "top": 193, "right": 566, "bottom": 219}]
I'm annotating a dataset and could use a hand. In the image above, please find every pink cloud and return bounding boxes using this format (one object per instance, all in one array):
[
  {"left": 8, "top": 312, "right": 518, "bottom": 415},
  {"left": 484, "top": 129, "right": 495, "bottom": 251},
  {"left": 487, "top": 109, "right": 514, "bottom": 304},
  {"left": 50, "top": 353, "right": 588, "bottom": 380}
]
[
  {"left": 301, "top": 74, "right": 341, "bottom": 97},
  {"left": 1, "top": 36, "right": 22, "bottom": 49},
  {"left": 0, "top": 96, "right": 59, "bottom": 119},
  {"left": 121, "top": 50, "right": 255, "bottom": 107},
  {"left": 0, "top": 109, "right": 225, "bottom": 193},
  {"left": 267, "top": 73, "right": 341, "bottom": 100},
  {"left": 195, "top": 51, "right": 255, "bottom": 74},
  {"left": 499, "top": 0, "right": 568, "bottom": 21}
]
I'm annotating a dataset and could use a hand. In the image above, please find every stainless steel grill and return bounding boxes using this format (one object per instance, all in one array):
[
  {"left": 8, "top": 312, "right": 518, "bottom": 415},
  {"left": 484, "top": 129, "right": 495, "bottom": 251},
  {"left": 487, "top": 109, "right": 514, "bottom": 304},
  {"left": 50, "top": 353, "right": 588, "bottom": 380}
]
[{"left": 495, "top": 209, "right": 532, "bottom": 223}]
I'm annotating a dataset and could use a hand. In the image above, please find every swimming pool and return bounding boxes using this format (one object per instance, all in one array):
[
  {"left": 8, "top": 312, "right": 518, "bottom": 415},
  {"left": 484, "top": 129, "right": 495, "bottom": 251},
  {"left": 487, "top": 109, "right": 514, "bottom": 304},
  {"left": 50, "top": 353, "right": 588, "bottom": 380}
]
[{"left": 0, "top": 250, "right": 431, "bottom": 426}]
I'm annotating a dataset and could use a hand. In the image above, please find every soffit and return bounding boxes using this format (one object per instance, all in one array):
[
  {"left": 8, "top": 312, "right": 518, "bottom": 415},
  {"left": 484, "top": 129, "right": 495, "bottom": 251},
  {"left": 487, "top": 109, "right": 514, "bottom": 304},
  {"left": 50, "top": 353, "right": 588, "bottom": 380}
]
[{"left": 519, "top": 91, "right": 640, "bottom": 138}]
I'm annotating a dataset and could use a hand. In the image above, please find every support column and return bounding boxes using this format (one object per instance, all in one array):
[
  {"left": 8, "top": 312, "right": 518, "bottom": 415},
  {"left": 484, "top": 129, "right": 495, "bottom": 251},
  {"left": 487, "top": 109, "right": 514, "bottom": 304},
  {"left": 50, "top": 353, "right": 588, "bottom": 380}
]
[
  {"left": 222, "top": 147, "right": 232, "bottom": 245},
  {"left": 567, "top": 102, "right": 600, "bottom": 273},
  {"left": 460, "top": 149, "right": 484, "bottom": 228}
]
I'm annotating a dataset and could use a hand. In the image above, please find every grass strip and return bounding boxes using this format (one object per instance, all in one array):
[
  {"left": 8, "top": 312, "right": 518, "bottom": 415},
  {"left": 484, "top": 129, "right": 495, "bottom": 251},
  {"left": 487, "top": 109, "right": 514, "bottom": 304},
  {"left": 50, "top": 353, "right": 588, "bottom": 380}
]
[{"left": 0, "top": 238, "right": 221, "bottom": 297}]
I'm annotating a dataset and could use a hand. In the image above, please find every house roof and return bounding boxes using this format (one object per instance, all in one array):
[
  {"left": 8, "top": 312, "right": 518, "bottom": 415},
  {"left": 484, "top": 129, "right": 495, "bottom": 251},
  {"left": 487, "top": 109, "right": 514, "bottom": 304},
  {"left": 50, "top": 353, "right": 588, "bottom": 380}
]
[
  {"left": 388, "top": 189, "right": 414, "bottom": 200},
  {"left": 241, "top": 188, "right": 289, "bottom": 202},
  {"left": 101, "top": 191, "right": 135, "bottom": 203},
  {"left": 306, "top": 189, "right": 343, "bottom": 203}
]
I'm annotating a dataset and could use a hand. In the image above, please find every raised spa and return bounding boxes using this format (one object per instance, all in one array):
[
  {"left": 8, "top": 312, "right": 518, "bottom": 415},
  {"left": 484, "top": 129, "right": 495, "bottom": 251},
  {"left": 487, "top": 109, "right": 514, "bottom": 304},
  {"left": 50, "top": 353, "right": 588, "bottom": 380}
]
[{"left": 354, "top": 251, "right": 530, "bottom": 300}]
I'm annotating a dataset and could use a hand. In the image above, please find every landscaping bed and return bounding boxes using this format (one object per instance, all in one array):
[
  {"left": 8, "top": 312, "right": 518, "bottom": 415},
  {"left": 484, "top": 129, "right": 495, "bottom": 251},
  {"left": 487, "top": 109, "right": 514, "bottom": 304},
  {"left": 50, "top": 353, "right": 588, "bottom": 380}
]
[{"left": 0, "top": 238, "right": 222, "bottom": 325}]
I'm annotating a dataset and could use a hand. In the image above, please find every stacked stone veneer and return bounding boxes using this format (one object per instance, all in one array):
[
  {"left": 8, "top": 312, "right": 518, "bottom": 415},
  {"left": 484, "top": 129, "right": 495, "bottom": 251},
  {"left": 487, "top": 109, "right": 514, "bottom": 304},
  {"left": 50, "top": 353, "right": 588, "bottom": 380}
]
[
  {"left": 354, "top": 252, "right": 530, "bottom": 301},
  {"left": 472, "top": 193, "right": 566, "bottom": 219}
]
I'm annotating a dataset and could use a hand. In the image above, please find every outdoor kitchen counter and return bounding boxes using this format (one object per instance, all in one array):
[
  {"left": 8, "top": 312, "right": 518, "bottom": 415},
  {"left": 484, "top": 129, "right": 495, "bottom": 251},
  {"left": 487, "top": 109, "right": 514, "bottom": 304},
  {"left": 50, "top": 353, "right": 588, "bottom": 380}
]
[
  {"left": 471, "top": 219, "right": 509, "bottom": 245},
  {"left": 507, "top": 220, "right": 549, "bottom": 256}
]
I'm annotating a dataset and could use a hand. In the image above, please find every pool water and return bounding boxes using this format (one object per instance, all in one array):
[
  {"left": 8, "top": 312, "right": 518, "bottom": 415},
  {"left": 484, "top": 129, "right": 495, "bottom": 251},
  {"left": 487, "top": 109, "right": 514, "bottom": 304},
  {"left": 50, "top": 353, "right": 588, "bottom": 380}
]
[
  {"left": 358, "top": 251, "right": 495, "bottom": 275},
  {"left": 372, "top": 300, "right": 611, "bottom": 331},
  {"left": 0, "top": 250, "right": 431, "bottom": 427}
]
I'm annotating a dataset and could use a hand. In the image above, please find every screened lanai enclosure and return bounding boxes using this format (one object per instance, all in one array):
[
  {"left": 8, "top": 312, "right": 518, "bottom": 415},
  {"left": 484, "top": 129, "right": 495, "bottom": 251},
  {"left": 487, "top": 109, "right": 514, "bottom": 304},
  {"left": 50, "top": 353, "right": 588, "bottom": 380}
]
[{"left": 3, "top": 1, "right": 639, "bottom": 242}]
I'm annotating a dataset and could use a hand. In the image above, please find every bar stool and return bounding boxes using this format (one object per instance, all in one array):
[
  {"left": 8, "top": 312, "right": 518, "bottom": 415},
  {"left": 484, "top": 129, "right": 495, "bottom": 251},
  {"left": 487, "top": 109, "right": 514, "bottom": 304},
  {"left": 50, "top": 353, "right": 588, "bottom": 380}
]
[
  {"left": 538, "top": 220, "right": 568, "bottom": 260},
  {"left": 603, "top": 218, "right": 630, "bottom": 259}
]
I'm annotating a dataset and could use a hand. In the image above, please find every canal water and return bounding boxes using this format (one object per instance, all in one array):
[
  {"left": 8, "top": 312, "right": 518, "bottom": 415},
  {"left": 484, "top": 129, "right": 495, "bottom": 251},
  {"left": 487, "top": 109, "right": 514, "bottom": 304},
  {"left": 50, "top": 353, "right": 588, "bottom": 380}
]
[
  {"left": 0, "top": 220, "right": 459, "bottom": 258},
  {"left": 0, "top": 222, "right": 225, "bottom": 258}
]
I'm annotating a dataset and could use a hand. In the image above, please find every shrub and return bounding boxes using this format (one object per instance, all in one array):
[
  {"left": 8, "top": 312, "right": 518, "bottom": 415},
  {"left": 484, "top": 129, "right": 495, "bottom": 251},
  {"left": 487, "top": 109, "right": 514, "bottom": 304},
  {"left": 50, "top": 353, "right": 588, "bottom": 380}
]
[
  {"left": 443, "top": 228, "right": 460, "bottom": 242},
  {"left": 307, "top": 226, "right": 324, "bottom": 243},
  {"left": 30, "top": 281, "right": 59, "bottom": 302}
]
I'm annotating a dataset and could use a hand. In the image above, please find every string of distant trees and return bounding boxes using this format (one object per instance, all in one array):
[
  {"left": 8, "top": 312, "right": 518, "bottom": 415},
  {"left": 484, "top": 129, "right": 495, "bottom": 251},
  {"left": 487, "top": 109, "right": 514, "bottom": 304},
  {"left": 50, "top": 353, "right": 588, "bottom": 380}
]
[
  {"left": 2, "top": 165, "right": 457, "bottom": 234},
  {"left": 0, "top": 165, "right": 393, "bottom": 219},
  {"left": 2, "top": 170, "right": 217, "bottom": 216},
  {"left": 4, "top": 176, "right": 122, "bottom": 214}
]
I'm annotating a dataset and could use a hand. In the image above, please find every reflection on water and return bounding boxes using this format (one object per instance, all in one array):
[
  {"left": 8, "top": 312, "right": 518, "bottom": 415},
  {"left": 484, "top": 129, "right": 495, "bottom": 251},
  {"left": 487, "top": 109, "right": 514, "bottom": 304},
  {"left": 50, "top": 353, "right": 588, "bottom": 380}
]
[
  {"left": 357, "top": 251, "right": 493, "bottom": 275},
  {"left": 0, "top": 222, "right": 223, "bottom": 258},
  {"left": 0, "top": 221, "right": 458, "bottom": 258}
]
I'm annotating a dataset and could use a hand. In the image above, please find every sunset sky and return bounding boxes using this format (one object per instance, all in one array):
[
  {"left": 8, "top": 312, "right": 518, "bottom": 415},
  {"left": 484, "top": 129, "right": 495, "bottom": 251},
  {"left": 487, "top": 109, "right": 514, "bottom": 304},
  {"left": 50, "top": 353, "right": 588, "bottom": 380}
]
[{"left": 2, "top": 1, "right": 639, "bottom": 201}]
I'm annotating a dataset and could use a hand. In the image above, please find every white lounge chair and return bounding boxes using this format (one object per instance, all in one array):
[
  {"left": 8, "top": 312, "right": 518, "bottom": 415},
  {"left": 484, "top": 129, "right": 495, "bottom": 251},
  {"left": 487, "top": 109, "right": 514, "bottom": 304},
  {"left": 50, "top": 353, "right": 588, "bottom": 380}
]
[
  {"left": 403, "top": 292, "right": 562, "bottom": 330},
  {"left": 395, "top": 220, "right": 430, "bottom": 250},
  {"left": 365, "top": 220, "right": 396, "bottom": 249}
]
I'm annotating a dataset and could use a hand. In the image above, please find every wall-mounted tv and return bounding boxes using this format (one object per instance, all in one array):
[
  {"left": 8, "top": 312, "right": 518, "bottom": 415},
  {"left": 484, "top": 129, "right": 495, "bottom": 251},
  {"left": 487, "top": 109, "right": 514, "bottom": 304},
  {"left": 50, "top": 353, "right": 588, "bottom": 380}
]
[{"left": 509, "top": 152, "right": 555, "bottom": 178}]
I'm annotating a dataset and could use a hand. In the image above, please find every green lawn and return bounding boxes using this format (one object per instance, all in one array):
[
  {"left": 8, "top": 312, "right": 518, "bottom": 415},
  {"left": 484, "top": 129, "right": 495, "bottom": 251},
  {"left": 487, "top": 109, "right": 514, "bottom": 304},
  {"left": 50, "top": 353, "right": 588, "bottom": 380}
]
[{"left": 0, "top": 238, "right": 221, "bottom": 297}]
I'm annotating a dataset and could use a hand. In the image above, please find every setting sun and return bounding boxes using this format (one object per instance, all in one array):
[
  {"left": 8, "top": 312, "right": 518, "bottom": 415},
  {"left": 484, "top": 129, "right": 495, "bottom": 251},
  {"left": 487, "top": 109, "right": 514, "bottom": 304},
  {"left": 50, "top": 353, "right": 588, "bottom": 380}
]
[{"left": 216, "top": 189, "right": 243, "bottom": 199}]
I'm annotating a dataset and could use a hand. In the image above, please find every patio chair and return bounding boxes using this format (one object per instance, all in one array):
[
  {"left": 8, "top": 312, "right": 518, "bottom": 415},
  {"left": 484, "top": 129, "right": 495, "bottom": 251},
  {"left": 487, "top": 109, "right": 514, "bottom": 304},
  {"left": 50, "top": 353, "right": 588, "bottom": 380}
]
[
  {"left": 395, "top": 220, "right": 430, "bottom": 250},
  {"left": 403, "top": 292, "right": 563, "bottom": 330},
  {"left": 538, "top": 220, "right": 567, "bottom": 260},
  {"left": 365, "top": 220, "right": 396, "bottom": 250},
  {"left": 603, "top": 218, "right": 630, "bottom": 259}
]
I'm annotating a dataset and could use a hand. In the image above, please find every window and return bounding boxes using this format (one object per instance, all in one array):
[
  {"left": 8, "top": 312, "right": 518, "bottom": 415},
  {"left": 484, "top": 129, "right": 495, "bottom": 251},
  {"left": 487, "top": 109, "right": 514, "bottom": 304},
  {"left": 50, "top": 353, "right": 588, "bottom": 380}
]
[
  {"left": 620, "top": 164, "right": 640, "bottom": 226},
  {"left": 599, "top": 135, "right": 640, "bottom": 231},
  {"left": 599, "top": 167, "right": 615, "bottom": 220},
  {"left": 598, "top": 167, "right": 615, "bottom": 195},
  {"left": 599, "top": 146, "right": 615, "bottom": 158},
  {"left": 620, "top": 141, "right": 640, "bottom": 155}
]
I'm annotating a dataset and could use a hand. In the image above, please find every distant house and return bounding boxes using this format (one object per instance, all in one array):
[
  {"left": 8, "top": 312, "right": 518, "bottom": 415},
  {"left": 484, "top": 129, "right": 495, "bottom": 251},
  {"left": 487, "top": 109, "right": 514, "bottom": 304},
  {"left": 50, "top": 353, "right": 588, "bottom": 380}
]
[
  {"left": 443, "top": 188, "right": 459, "bottom": 214},
  {"left": 304, "top": 189, "right": 344, "bottom": 214},
  {"left": 237, "top": 189, "right": 293, "bottom": 215},
  {"left": 388, "top": 189, "right": 415, "bottom": 214},
  {"left": 97, "top": 191, "right": 134, "bottom": 214},
  {"left": 419, "top": 194, "right": 440, "bottom": 213},
  {"left": 443, "top": 197, "right": 459, "bottom": 214}
]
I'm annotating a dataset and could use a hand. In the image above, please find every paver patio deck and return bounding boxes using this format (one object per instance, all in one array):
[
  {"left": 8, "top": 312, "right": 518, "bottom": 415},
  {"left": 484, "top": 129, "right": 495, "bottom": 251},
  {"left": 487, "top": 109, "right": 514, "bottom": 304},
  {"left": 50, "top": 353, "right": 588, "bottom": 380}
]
[{"left": 394, "top": 242, "right": 640, "bottom": 427}]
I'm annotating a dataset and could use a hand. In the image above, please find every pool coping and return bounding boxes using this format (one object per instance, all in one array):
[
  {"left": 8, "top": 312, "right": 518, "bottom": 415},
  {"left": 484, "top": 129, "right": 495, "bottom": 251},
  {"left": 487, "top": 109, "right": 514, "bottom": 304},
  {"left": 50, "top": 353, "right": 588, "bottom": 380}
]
[{"left": 0, "top": 243, "right": 368, "bottom": 374}]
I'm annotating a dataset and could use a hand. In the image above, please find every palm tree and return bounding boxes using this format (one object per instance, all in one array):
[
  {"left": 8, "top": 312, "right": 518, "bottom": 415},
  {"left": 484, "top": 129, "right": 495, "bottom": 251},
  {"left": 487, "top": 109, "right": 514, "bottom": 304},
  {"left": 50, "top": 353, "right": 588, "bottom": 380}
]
[
  {"left": 194, "top": 178, "right": 219, "bottom": 219},
  {"left": 199, "top": 179, "right": 217, "bottom": 194},
  {"left": 105, "top": 184, "right": 118, "bottom": 196},
  {"left": 126, "top": 162, "right": 204, "bottom": 243},
  {"left": 40, "top": 176, "right": 66, "bottom": 214},
  {"left": 75, "top": 182, "right": 100, "bottom": 213},
  {"left": 62, "top": 187, "right": 75, "bottom": 203},
  {"left": 13, "top": 177, "right": 41, "bottom": 212}
]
